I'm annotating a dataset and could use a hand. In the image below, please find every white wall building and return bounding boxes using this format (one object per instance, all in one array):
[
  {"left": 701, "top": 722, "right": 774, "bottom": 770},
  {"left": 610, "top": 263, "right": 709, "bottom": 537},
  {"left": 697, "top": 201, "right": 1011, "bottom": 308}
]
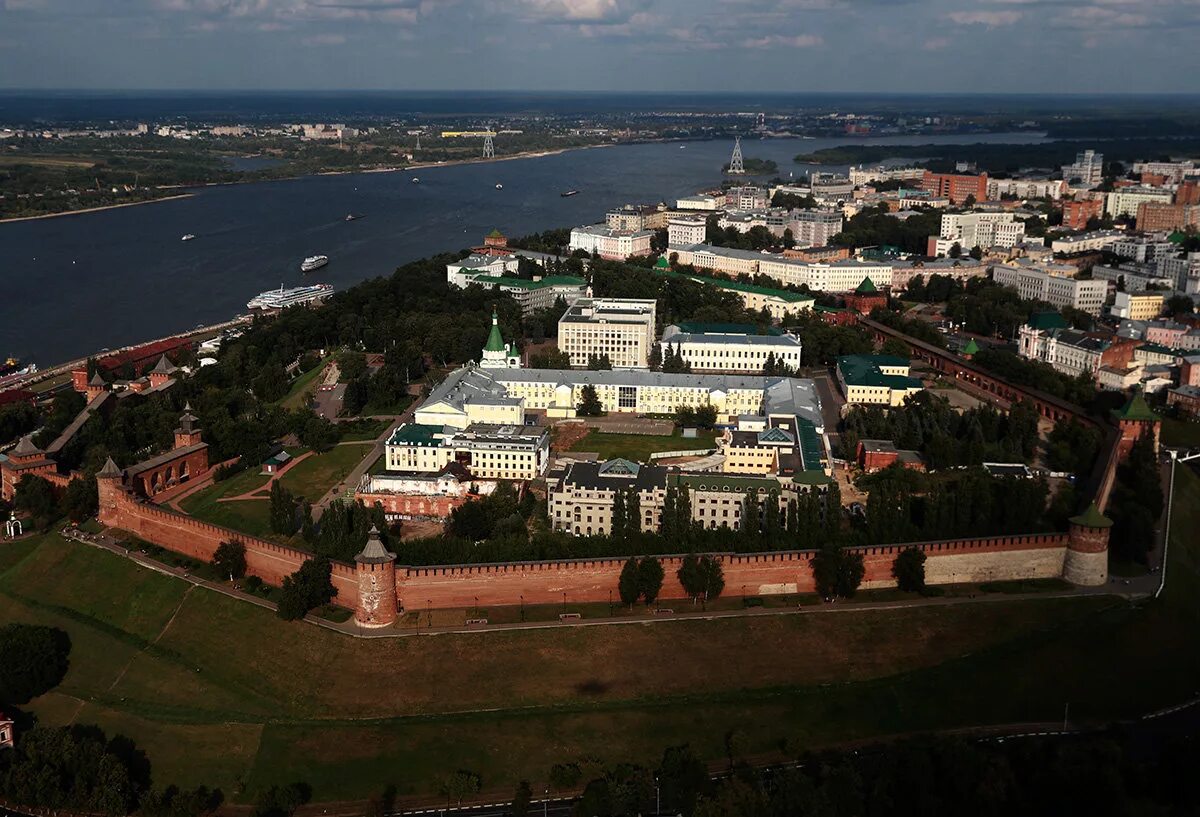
[
  {"left": 1062, "top": 150, "right": 1104, "bottom": 187},
  {"left": 986, "top": 177, "right": 1065, "bottom": 201},
  {"left": 1105, "top": 187, "right": 1174, "bottom": 219},
  {"left": 789, "top": 209, "right": 844, "bottom": 247},
  {"left": 938, "top": 212, "right": 1027, "bottom": 251},
  {"left": 557, "top": 298, "right": 658, "bottom": 369},
  {"left": 661, "top": 325, "right": 803, "bottom": 373},
  {"left": 675, "top": 194, "right": 722, "bottom": 211},
  {"left": 1049, "top": 230, "right": 1124, "bottom": 254},
  {"left": 667, "top": 214, "right": 708, "bottom": 247},
  {"left": 568, "top": 226, "right": 654, "bottom": 260},
  {"left": 991, "top": 262, "right": 1109, "bottom": 315}
]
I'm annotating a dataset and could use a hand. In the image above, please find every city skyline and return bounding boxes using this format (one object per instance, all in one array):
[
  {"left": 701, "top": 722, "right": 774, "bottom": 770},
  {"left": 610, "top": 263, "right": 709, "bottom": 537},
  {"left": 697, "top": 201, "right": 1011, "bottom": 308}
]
[{"left": 2, "top": 0, "right": 1200, "bottom": 93}]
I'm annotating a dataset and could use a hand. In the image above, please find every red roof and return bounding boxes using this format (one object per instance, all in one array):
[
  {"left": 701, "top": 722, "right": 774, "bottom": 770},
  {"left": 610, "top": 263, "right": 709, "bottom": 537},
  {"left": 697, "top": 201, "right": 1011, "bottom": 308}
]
[
  {"left": 0, "top": 389, "right": 36, "bottom": 407},
  {"left": 97, "top": 337, "right": 193, "bottom": 375}
]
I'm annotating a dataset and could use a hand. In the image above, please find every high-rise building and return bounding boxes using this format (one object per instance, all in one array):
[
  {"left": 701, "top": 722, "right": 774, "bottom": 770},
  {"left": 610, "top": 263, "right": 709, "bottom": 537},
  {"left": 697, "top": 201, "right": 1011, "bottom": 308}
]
[{"left": 1062, "top": 150, "right": 1104, "bottom": 187}]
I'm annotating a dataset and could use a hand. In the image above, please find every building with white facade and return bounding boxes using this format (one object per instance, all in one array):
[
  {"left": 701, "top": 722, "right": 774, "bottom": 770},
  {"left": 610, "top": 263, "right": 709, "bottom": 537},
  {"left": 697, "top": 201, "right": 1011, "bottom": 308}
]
[
  {"left": 937, "top": 212, "right": 1027, "bottom": 251},
  {"left": 1105, "top": 187, "right": 1174, "bottom": 219},
  {"left": 568, "top": 225, "right": 654, "bottom": 260},
  {"left": 675, "top": 194, "right": 723, "bottom": 211},
  {"left": 1112, "top": 236, "right": 1178, "bottom": 264},
  {"left": 1112, "top": 291, "right": 1165, "bottom": 321},
  {"left": 1062, "top": 150, "right": 1104, "bottom": 187},
  {"left": 789, "top": 209, "right": 844, "bottom": 247},
  {"left": 809, "top": 173, "right": 854, "bottom": 202},
  {"left": 557, "top": 298, "right": 657, "bottom": 369},
  {"left": 384, "top": 422, "right": 549, "bottom": 481},
  {"left": 992, "top": 261, "right": 1108, "bottom": 315},
  {"left": 1131, "top": 160, "right": 1195, "bottom": 184},
  {"left": 1049, "top": 230, "right": 1124, "bottom": 255},
  {"left": 661, "top": 324, "right": 803, "bottom": 373},
  {"left": 1091, "top": 264, "right": 1174, "bottom": 294},
  {"left": 849, "top": 165, "right": 925, "bottom": 186},
  {"left": 836, "top": 354, "right": 924, "bottom": 406},
  {"left": 725, "top": 186, "right": 770, "bottom": 210},
  {"left": 1017, "top": 311, "right": 1070, "bottom": 362},
  {"left": 986, "top": 177, "right": 1065, "bottom": 201},
  {"left": 605, "top": 203, "right": 669, "bottom": 231},
  {"left": 446, "top": 253, "right": 521, "bottom": 288},
  {"left": 759, "top": 257, "right": 893, "bottom": 293},
  {"left": 667, "top": 214, "right": 708, "bottom": 247}
]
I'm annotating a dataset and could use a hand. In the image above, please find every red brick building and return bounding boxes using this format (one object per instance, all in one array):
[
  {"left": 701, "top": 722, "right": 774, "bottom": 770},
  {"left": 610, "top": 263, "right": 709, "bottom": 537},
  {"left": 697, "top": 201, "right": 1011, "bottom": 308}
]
[
  {"left": 1062, "top": 198, "right": 1104, "bottom": 230},
  {"left": 921, "top": 170, "right": 988, "bottom": 205},
  {"left": 123, "top": 406, "right": 209, "bottom": 498},
  {"left": 843, "top": 277, "right": 887, "bottom": 315},
  {"left": 1136, "top": 201, "right": 1200, "bottom": 232},
  {"left": 855, "top": 439, "right": 925, "bottom": 473},
  {"left": 783, "top": 245, "right": 851, "bottom": 263}
]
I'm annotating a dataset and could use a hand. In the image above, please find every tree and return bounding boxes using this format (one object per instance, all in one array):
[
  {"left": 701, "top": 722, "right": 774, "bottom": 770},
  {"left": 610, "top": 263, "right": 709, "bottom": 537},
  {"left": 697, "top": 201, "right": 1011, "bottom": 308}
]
[
  {"left": 439, "top": 770, "right": 481, "bottom": 808},
  {"left": 212, "top": 540, "right": 247, "bottom": 581},
  {"left": 811, "top": 544, "right": 864, "bottom": 600},
  {"left": 13, "top": 474, "right": 59, "bottom": 530},
  {"left": 892, "top": 547, "right": 927, "bottom": 593},
  {"left": 948, "top": 242, "right": 962, "bottom": 259},
  {"left": 577, "top": 384, "right": 604, "bottom": 417},
  {"left": 586, "top": 353, "right": 613, "bottom": 370},
  {"left": 549, "top": 762, "right": 582, "bottom": 792},
  {"left": 276, "top": 557, "right": 336, "bottom": 620},
  {"left": 618, "top": 556, "right": 640, "bottom": 607},
  {"left": 0, "top": 623, "right": 71, "bottom": 704},
  {"left": 678, "top": 553, "right": 725, "bottom": 604},
  {"left": 269, "top": 482, "right": 299, "bottom": 536},
  {"left": 611, "top": 489, "right": 627, "bottom": 541},
  {"left": 251, "top": 783, "right": 310, "bottom": 817},
  {"left": 656, "top": 745, "right": 711, "bottom": 816},
  {"left": 638, "top": 556, "right": 665, "bottom": 605},
  {"left": 61, "top": 476, "right": 98, "bottom": 523},
  {"left": 511, "top": 781, "right": 533, "bottom": 817}
]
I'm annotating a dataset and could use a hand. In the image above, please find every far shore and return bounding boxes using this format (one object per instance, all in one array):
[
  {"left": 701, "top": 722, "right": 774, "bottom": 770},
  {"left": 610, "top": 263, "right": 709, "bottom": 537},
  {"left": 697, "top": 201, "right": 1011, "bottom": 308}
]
[{"left": 0, "top": 193, "right": 195, "bottom": 224}]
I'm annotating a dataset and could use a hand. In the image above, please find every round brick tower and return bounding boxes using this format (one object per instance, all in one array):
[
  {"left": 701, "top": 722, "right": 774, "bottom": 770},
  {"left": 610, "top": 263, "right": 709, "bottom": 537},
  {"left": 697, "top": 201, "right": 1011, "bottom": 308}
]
[
  {"left": 1063, "top": 502, "right": 1111, "bottom": 586},
  {"left": 354, "top": 525, "right": 397, "bottom": 628},
  {"left": 96, "top": 456, "right": 124, "bottom": 526}
]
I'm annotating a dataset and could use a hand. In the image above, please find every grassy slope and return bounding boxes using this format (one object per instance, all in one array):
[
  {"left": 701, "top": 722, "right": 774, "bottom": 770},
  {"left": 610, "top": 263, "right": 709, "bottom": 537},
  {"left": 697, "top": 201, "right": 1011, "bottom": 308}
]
[
  {"left": 178, "top": 467, "right": 274, "bottom": 537},
  {"left": 277, "top": 444, "right": 372, "bottom": 502},
  {"left": 1, "top": 466, "right": 1197, "bottom": 801}
]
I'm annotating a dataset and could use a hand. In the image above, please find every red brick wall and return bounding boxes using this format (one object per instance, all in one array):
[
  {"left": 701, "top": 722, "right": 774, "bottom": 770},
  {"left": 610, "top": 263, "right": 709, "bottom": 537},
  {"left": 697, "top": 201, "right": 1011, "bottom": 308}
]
[
  {"left": 98, "top": 479, "right": 358, "bottom": 607},
  {"left": 355, "top": 491, "right": 467, "bottom": 520}
]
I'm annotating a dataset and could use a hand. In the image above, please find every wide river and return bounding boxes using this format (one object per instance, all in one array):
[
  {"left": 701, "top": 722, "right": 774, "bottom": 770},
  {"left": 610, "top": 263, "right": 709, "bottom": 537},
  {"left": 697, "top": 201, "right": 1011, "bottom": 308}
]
[{"left": 0, "top": 132, "right": 1046, "bottom": 367}]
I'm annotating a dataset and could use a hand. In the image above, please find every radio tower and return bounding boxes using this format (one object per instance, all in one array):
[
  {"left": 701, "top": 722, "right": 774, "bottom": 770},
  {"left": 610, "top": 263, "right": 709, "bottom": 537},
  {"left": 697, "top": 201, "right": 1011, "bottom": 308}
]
[
  {"left": 483, "top": 130, "right": 495, "bottom": 159},
  {"left": 728, "top": 135, "right": 745, "bottom": 175}
]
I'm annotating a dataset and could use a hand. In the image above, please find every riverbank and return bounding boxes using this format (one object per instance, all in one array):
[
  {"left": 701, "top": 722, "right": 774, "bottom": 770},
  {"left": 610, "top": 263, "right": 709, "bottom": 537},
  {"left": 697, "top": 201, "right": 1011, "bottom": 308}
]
[{"left": 0, "top": 192, "right": 195, "bottom": 224}]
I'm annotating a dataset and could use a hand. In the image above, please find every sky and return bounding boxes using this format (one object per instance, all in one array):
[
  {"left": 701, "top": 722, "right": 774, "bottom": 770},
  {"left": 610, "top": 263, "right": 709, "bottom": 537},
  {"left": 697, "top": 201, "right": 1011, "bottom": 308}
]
[{"left": 1, "top": 0, "right": 1199, "bottom": 93}]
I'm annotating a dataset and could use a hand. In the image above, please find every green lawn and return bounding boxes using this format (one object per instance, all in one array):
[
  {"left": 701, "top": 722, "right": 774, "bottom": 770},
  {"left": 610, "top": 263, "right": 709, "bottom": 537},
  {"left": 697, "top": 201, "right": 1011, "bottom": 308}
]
[
  {"left": 1161, "top": 416, "right": 1200, "bottom": 449},
  {"left": 276, "top": 360, "right": 328, "bottom": 411},
  {"left": 1, "top": 466, "right": 1196, "bottom": 804},
  {"left": 178, "top": 467, "right": 274, "bottom": 537},
  {"left": 568, "top": 429, "right": 719, "bottom": 461},
  {"left": 277, "top": 443, "right": 373, "bottom": 502}
]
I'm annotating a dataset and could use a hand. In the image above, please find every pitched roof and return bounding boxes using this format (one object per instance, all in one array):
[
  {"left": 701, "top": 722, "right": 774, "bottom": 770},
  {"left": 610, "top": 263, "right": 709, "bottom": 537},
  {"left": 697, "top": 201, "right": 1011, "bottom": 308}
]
[
  {"left": 855, "top": 277, "right": 879, "bottom": 294},
  {"left": 1026, "top": 311, "right": 1069, "bottom": 331},
  {"left": 1069, "top": 502, "right": 1113, "bottom": 529},
  {"left": 483, "top": 308, "right": 507, "bottom": 353},
  {"left": 98, "top": 457, "right": 123, "bottom": 478},
  {"left": 1112, "top": 389, "right": 1158, "bottom": 422},
  {"left": 10, "top": 435, "right": 42, "bottom": 458},
  {"left": 150, "top": 355, "right": 178, "bottom": 375},
  {"left": 89, "top": 372, "right": 106, "bottom": 386},
  {"left": 961, "top": 338, "right": 980, "bottom": 356},
  {"left": 355, "top": 525, "right": 397, "bottom": 564}
]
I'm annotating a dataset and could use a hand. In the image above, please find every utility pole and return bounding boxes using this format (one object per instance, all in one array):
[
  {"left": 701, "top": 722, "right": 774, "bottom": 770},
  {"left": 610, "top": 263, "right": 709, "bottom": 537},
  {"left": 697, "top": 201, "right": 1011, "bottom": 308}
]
[{"left": 728, "top": 135, "right": 744, "bottom": 175}]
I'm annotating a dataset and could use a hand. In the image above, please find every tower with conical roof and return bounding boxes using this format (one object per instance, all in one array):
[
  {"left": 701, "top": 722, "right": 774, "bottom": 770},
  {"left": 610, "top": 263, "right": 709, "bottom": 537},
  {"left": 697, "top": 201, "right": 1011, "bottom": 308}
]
[
  {"left": 1112, "top": 387, "right": 1160, "bottom": 459},
  {"left": 354, "top": 525, "right": 398, "bottom": 628},
  {"left": 174, "top": 403, "right": 203, "bottom": 449},
  {"left": 1064, "top": 501, "right": 1111, "bottom": 586},
  {"left": 479, "top": 308, "right": 521, "bottom": 369}
]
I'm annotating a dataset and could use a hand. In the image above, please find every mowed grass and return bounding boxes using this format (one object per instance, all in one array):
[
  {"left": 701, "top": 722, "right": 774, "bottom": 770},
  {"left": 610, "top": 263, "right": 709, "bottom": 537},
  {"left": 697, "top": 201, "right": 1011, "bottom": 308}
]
[
  {"left": 2, "top": 465, "right": 1198, "bottom": 803},
  {"left": 277, "top": 443, "right": 372, "bottom": 502},
  {"left": 178, "top": 467, "right": 274, "bottom": 537},
  {"left": 276, "top": 360, "right": 328, "bottom": 410},
  {"left": 568, "top": 430, "right": 719, "bottom": 461}
]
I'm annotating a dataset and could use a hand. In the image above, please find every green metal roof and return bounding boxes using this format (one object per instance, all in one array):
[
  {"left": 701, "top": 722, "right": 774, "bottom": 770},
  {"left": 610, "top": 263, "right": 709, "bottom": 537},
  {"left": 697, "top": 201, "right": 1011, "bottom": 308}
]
[
  {"left": 675, "top": 322, "right": 784, "bottom": 336},
  {"left": 961, "top": 338, "right": 980, "bottom": 356},
  {"left": 1026, "top": 311, "right": 1069, "bottom": 331},
  {"left": 654, "top": 268, "right": 814, "bottom": 303},
  {"left": 487, "top": 228, "right": 505, "bottom": 238},
  {"left": 654, "top": 256, "right": 670, "bottom": 269},
  {"left": 855, "top": 277, "right": 878, "bottom": 294},
  {"left": 1069, "top": 502, "right": 1113, "bottom": 529},
  {"left": 837, "top": 354, "right": 922, "bottom": 390},
  {"left": 490, "top": 275, "right": 586, "bottom": 290},
  {"left": 1112, "top": 389, "right": 1158, "bottom": 422},
  {"left": 484, "top": 308, "right": 507, "bottom": 353},
  {"left": 387, "top": 423, "right": 443, "bottom": 447}
]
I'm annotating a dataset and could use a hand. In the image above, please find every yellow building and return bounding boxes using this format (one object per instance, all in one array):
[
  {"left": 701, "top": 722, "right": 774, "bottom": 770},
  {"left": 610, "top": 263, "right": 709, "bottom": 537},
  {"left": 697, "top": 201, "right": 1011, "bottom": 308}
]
[{"left": 836, "top": 354, "right": 924, "bottom": 406}]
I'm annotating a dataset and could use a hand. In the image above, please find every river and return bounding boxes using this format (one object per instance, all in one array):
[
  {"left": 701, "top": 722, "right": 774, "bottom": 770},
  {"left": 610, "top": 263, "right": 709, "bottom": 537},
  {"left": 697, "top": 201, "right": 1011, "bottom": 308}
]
[{"left": 0, "top": 132, "right": 1046, "bottom": 367}]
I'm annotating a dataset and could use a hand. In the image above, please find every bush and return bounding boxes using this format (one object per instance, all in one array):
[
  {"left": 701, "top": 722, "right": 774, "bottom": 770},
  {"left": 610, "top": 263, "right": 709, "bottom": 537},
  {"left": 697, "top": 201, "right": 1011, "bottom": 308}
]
[{"left": 0, "top": 623, "right": 71, "bottom": 704}]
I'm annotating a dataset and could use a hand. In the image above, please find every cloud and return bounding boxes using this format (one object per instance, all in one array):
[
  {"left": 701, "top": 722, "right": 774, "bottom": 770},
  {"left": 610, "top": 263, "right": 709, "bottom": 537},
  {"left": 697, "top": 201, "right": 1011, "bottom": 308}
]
[
  {"left": 301, "top": 31, "right": 345, "bottom": 43},
  {"left": 947, "top": 9, "right": 1023, "bottom": 25},
  {"left": 922, "top": 36, "right": 950, "bottom": 50},
  {"left": 515, "top": 0, "right": 648, "bottom": 23},
  {"left": 741, "top": 33, "right": 823, "bottom": 47}
]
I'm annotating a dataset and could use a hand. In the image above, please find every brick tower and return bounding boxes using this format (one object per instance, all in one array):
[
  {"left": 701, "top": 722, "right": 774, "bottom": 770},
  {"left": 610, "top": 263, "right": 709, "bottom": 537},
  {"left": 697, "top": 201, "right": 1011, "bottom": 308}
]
[
  {"left": 175, "top": 404, "right": 203, "bottom": 449},
  {"left": 96, "top": 456, "right": 124, "bottom": 527},
  {"left": 1112, "top": 388, "right": 1160, "bottom": 459},
  {"left": 1063, "top": 502, "right": 1111, "bottom": 586},
  {"left": 354, "top": 525, "right": 397, "bottom": 628}
]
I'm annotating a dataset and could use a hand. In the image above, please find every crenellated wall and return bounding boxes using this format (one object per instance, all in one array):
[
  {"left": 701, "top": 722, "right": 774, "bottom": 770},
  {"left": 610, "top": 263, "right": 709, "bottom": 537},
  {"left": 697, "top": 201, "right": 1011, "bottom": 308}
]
[{"left": 98, "top": 476, "right": 358, "bottom": 607}]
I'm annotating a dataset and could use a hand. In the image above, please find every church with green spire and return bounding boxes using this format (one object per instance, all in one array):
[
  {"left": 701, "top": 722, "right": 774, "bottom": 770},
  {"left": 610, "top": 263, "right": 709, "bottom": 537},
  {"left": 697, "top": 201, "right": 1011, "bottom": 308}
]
[{"left": 479, "top": 307, "right": 522, "bottom": 369}]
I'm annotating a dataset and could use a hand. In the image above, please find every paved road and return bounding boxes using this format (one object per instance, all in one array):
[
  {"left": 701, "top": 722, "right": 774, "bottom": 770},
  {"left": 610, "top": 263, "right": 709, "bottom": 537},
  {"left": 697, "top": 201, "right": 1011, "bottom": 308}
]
[{"left": 310, "top": 406, "right": 415, "bottom": 522}]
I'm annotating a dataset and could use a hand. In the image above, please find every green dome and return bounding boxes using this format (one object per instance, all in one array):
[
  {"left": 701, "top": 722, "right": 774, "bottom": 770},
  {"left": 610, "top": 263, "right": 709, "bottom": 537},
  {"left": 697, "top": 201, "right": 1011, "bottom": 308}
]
[{"left": 484, "top": 308, "right": 507, "bottom": 353}]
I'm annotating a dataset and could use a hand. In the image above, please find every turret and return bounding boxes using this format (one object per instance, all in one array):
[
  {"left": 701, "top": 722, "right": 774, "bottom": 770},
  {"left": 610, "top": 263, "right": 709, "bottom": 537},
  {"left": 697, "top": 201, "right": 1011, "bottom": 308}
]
[
  {"left": 96, "top": 457, "right": 124, "bottom": 526},
  {"left": 148, "top": 355, "right": 178, "bottom": 388},
  {"left": 1063, "top": 502, "right": 1111, "bottom": 586},
  {"left": 1112, "top": 387, "right": 1160, "bottom": 460},
  {"left": 174, "top": 403, "right": 203, "bottom": 449},
  {"left": 354, "top": 525, "right": 397, "bottom": 628},
  {"left": 86, "top": 372, "right": 108, "bottom": 402}
]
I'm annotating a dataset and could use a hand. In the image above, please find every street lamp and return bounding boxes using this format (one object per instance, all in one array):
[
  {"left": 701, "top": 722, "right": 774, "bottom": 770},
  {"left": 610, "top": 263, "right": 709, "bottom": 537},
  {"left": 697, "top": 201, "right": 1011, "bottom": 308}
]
[
  {"left": 520, "top": 594, "right": 525, "bottom": 621},
  {"left": 1157, "top": 448, "right": 1179, "bottom": 600}
]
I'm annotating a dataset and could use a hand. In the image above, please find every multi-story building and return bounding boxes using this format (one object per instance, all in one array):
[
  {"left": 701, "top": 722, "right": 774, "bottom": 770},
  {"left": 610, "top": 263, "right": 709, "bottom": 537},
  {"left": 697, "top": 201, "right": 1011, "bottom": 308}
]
[
  {"left": 724, "top": 185, "right": 770, "bottom": 210},
  {"left": 986, "top": 177, "right": 1065, "bottom": 201},
  {"left": 384, "top": 422, "right": 549, "bottom": 481},
  {"left": 1062, "top": 198, "right": 1104, "bottom": 230},
  {"left": 446, "top": 252, "right": 521, "bottom": 287},
  {"left": 1157, "top": 253, "right": 1200, "bottom": 294},
  {"left": 1131, "top": 160, "right": 1195, "bottom": 184},
  {"left": 891, "top": 258, "right": 986, "bottom": 290},
  {"left": 934, "top": 212, "right": 1026, "bottom": 253},
  {"left": 1062, "top": 150, "right": 1104, "bottom": 187},
  {"left": 1137, "top": 202, "right": 1200, "bottom": 233},
  {"left": 1105, "top": 187, "right": 1174, "bottom": 219},
  {"left": 653, "top": 263, "right": 815, "bottom": 320},
  {"left": 557, "top": 298, "right": 657, "bottom": 368},
  {"left": 1091, "top": 263, "right": 1174, "bottom": 293},
  {"left": 605, "top": 203, "right": 670, "bottom": 231},
  {"left": 809, "top": 173, "right": 854, "bottom": 202},
  {"left": 1017, "top": 311, "right": 1070, "bottom": 361},
  {"left": 758, "top": 257, "right": 893, "bottom": 293},
  {"left": 789, "top": 209, "right": 844, "bottom": 247},
  {"left": 675, "top": 194, "right": 723, "bottom": 211},
  {"left": 1045, "top": 330, "right": 1110, "bottom": 378},
  {"left": 667, "top": 214, "right": 708, "bottom": 247},
  {"left": 478, "top": 276, "right": 589, "bottom": 316},
  {"left": 1111, "top": 291, "right": 1164, "bottom": 321},
  {"left": 661, "top": 324, "right": 803, "bottom": 373},
  {"left": 836, "top": 354, "right": 924, "bottom": 406},
  {"left": 568, "top": 225, "right": 654, "bottom": 260},
  {"left": 991, "top": 261, "right": 1109, "bottom": 315},
  {"left": 1049, "top": 230, "right": 1123, "bottom": 255},
  {"left": 848, "top": 165, "right": 925, "bottom": 186},
  {"left": 1112, "top": 236, "right": 1178, "bottom": 264},
  {"left": 921, "top": 170, "right": 988, "bottom": 205}
]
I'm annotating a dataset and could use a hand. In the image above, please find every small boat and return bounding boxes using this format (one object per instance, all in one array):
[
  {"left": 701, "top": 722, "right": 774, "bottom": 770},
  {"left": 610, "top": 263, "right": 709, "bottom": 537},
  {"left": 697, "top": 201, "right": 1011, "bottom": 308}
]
[
  {"left": 560, "top": 190, "right": 579, "bottom": 197},
  {"left": 680, "top": 145, "right": 686, "bottom": 149},
  {"left": 301, "top": 255, "right": 329, "bottom": 273},
  {"left": 181, "top": 234, "right": 196, "bottom": 241},
  {"left": 345, "top": 213, "right": 361, "bottom": 222},
  {"left": 411, "top": 177, "right": 420, "bottom": 183},
  {"left": 495, "top": 183, "right": 503, "bottom": 190}
]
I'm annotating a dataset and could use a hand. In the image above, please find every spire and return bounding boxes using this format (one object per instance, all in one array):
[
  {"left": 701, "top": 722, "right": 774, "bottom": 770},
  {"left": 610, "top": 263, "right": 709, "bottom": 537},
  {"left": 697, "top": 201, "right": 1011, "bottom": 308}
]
[
  {"left": 355, "top": 524, "right": 397, "bottom": 564},
  {"left": 150, "top": 355, "right": 177, "bottom": 375},
  {"left": 89, "top": 372, "right": 106, "bottom": 387},
  {"left": 483, "top": 307, "right": 507, "bottom": 353},
  {"left": 1112, "top": 387, "right": 1158, "bottom": 422},
  {"left": 961, "top": 338, "right": 980, "bottom": 356},
  {"left": 98, "top": 457, "right": 122, "bottom": 479},
  {"left": 855, "top": 276, "right": 878, "bottom": 294},
  {"left": 178, "top": 402, "right": 199, "bottom": 433}
]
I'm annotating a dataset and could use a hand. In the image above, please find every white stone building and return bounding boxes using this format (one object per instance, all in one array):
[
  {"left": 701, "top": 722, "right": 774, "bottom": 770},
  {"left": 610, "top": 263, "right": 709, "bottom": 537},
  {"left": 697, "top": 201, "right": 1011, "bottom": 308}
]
[
  {"left": 568, "top": 226, "right": 654, "bottom": 260},
  {"left": 660, "top": 324, "right": 803, "bottom": 373},
  {"left": 991, "top": 261, "right": 1108, "bottom": 315},
  {"left": 557, "top": 298, "right": 657, "bottom": 369}
]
